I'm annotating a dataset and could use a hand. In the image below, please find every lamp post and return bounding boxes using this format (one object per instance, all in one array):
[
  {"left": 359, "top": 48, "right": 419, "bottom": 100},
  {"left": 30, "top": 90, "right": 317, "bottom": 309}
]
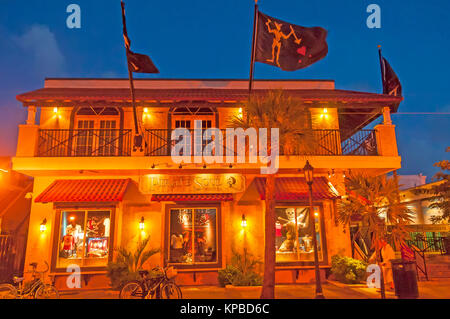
[{"left": 303, "top": 160, "right": 325, "bottom": 299}]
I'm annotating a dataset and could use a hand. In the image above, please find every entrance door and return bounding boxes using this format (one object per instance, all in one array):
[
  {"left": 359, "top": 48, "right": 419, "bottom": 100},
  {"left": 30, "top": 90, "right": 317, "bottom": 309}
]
[{"left": 74, "top": 107, "right": 120, "bottom": 156}]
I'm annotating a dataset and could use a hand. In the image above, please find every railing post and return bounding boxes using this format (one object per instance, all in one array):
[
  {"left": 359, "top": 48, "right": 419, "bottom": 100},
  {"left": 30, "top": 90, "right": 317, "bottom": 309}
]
[{"left": 16, "top": 125, "right": 40, "bottom": 157}]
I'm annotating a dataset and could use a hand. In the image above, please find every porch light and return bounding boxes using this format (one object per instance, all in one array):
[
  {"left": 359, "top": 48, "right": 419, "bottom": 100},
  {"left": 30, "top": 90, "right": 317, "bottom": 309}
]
[
  {"left": 40, "top": 218, "right": 47, "bottom": 233},
  {"left": 303, "top": 160, "right": 314, "bottom": 185},
  {"left": 143, "top": 107, "right": 149, "bottom": 113},
  {"left": 238, "top": 108, "right": 243, "bottom": 118},
  {"left": 241, "top": 214, "right": 247, "bottom": 228},
  {"left": 139, "top": 217, "right": 145, "bottom": 230},
  {"left": 53, "top": 107, "right": 58, "bottom": 114},
  {"left": 320, "top": 108, "right": 328, "bottom": 119}
]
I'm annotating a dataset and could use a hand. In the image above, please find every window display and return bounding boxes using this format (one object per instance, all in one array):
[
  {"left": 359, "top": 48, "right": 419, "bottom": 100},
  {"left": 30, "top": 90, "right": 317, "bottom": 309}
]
[
  {"left": 57, "top": 210, "right": 111, "bottom": 268},
  {"left": 168, "top": 207, "right": 217, "bottom": 265},
  {"left": 275, "top": 206, "right": 323, "bottom": 263}
]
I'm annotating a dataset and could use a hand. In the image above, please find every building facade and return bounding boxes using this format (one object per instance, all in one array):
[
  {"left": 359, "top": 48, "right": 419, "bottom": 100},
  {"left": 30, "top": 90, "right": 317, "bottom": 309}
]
[{"left": 13, "top": 78, "right": 402, "bottom": 289}]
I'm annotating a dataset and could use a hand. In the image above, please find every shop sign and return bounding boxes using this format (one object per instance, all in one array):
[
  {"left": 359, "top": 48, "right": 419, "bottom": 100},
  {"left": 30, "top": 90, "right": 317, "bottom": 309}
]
[{"left": 139, "top": 174, "right": 245, "bottom": 194}]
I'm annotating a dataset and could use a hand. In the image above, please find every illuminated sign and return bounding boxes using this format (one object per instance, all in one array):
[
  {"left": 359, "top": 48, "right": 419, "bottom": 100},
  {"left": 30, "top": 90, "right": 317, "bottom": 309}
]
[{"left": 139, "top": 174, "right": 245, "bottom": 194}]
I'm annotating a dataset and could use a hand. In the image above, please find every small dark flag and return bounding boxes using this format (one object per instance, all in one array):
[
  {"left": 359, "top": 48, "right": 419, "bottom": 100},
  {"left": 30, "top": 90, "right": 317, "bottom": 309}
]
[
  {"left": 381, "top": 56, "right": 402, "bottom": 96},
  {"left": 255, "top": 12, "right": 328, "bottom": 71},
  {"left": 121, "top": 1, "right": 159, "bottom": 74},
  {"left": 127, "top": 51, "right": 159, "bottom": 73}
]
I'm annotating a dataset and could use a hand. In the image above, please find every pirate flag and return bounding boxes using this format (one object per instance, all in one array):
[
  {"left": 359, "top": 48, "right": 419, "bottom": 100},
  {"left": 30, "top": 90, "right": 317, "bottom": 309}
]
[
  {"left": 380, "top": 55, "right": 402, "bottom": 96},
  {"left": 127, "top": 50, "right": 159, "bottom": 73},
  {"left": 121, "top": 1, "right": 159, "bottom": 74},
  {"left": 255, "top": 12, "right": 328, "bottom": 71}
]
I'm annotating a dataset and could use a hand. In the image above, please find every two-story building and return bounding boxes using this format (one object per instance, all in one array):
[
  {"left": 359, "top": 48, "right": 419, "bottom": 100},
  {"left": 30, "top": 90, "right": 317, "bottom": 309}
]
[{"left": 12, "top": 78, "right": 402, "bottom": 289}]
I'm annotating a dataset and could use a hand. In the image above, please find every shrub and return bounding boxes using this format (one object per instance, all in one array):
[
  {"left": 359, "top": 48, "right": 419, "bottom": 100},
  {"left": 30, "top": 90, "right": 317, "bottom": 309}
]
[
  {"left": 218, "top": 248, "right": 262, "bottom": 287},
  {"left": 106, "top": 236, "right": 160, "bottom": 290},
  {"left": 331, "top": 255, "right": 367, "bottom": 284}
]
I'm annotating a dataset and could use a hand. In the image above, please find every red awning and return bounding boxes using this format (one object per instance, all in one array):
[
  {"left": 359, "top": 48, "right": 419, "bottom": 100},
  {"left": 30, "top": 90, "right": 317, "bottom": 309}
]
[
  {"left": 151, "top": 193, "right": 233, "bottom": 202},
  {"left": 35, "top": 179, "right": 131, "bottom": 203},
  {"left": 253, "top": 177, "right": 339, "bottom": 201}
]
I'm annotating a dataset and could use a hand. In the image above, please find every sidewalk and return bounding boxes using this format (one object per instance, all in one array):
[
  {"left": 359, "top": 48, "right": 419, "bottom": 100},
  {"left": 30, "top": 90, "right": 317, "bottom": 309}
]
[{"left": 58, "top": 280, "right": 450, "bottom": 299}]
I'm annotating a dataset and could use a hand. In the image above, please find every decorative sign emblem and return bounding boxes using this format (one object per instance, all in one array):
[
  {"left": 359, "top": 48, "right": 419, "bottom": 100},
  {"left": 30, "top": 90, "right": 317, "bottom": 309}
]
[{"left": 139, "top": 174, "right": 245, "bottom": 194}]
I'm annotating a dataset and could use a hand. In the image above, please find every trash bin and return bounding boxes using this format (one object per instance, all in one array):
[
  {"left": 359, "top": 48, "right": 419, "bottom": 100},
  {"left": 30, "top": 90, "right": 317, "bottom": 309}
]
[{"left": 390, "top": 259, "right": 419, "bottom": 299}]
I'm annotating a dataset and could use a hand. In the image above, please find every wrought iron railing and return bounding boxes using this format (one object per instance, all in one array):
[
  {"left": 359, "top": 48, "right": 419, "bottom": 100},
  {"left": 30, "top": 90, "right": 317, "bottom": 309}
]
[
  {"left": 144, "top": 128, "right": 378, "bottom": 157},
  {"left": 36, "top": 128, "right": 378, "bottom": 157},
  {"left": 37, "top": 129, "right": 132, "bottom": 157}
]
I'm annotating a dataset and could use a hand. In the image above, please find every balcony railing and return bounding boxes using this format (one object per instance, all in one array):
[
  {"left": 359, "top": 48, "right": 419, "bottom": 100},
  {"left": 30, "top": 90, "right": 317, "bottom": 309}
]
[
  {"left": 37, "top": 129, "right": 132, "bottom": 157},
  {"left": 144, "top": 128, "right": 378, "bottom": 157},
  {"left": 36, "top": 128, "right": 377, "bottom": 157}
]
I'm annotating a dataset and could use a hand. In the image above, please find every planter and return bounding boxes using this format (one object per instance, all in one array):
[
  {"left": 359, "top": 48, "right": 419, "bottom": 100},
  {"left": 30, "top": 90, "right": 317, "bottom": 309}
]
[{"left": 225, "top": 285, "right": 262, "bottom": 293}]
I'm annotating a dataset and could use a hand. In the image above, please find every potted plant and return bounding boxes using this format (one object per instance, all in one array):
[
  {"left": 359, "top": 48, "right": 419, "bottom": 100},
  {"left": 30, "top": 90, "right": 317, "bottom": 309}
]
[{"left": 218, "top": 248, "right": 263, "bottom": 292}]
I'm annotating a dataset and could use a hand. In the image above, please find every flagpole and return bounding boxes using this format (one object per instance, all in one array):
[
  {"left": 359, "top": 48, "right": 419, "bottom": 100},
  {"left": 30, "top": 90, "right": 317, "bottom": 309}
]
[
  {"left": 248, "top": 0, "right": 259, "bottom": 93},
  {"left": 121, "top": 0, "right": 143, "bottom": 151}
]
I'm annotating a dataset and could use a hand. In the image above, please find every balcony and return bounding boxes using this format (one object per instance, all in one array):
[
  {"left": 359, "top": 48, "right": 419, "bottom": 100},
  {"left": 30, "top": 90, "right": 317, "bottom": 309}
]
[
  {"left": 37, "top": 129, "right": 132, "bottom": 157},
  {"left": 35, "top": 128, "right": 377, "bottom": 157}
]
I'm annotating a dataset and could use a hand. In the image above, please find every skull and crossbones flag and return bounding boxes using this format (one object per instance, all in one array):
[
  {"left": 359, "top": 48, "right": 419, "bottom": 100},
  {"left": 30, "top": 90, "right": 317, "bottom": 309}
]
[
  {"left": 379, "top": 52, "right": 402, "bottom": 96},
  {"left": 121, "top": 1, "right": 159, "bottom": 73},
  {"left": 255, "top": 11, "right": 328, "bottom": 71}
]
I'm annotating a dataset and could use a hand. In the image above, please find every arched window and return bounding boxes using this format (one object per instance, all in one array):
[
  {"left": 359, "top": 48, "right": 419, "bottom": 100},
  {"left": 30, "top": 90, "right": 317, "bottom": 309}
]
[{"left": 171, "top": 106, "right": 216, "bottom": 129}]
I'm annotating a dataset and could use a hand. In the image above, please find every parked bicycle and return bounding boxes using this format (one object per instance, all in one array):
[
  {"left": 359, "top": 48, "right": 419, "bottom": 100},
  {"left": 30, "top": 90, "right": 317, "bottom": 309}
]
[
  {"left": 119, "top": 266, "right": 182, "bottom": 299},
  {"left": 0, "top": 261, "right": 59, "bottom": 299}
]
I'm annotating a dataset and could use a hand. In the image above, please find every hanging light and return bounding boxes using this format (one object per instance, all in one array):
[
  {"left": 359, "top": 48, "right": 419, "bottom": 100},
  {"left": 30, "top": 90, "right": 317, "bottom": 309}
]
[
  {"left": 53, "top": 107, "right": 58, "bottom": 114},
  {"left": 139, "top": 217, "right": 145, "bottom": 230},
  {"left": 303, "top": 160, "right": 314, "bottom": 185},
  {"left": 241, "top": 214, "right": 247, "bottom": 228},
  {"left": 40, "top": 218, "right": 47, "bottom": 233}
]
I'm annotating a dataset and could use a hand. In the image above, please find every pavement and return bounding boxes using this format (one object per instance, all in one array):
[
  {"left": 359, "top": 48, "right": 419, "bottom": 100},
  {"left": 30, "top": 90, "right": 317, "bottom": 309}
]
[{"left": 58, "top": 279, "right": 450, "bottom": 299}]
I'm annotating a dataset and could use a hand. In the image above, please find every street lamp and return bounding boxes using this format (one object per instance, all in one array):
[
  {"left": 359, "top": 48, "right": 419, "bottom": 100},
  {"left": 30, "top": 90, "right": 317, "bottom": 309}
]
[{"left": 303, "top": 160, "right": 325, "bottom": 299}]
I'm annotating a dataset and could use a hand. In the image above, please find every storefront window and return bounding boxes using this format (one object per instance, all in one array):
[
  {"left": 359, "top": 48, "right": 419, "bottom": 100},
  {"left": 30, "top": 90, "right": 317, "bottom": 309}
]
[
  {"left": 57, "top": 210, "right": 111, "bottom": 268},
  {"left": 168, "top": 208, "right": 217, "bottom": 265},
  {"left": 275, "top": 206, "right": 323, "bottom": 263}
]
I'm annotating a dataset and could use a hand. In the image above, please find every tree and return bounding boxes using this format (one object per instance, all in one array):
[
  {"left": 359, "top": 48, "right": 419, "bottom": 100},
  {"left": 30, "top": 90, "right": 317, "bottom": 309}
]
[
  {"left": 229, "top": 90, "right": 315, "bottom": 299},
  {"left": 414, "top": 147, "right": 449, "bottom": 223},
  {"left": 337, "top": 173, "right": 413, "bottom": 299}
]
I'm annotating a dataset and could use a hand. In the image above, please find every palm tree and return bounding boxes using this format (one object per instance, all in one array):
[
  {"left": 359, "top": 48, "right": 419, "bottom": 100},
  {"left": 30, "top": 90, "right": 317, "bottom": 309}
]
[
  {"left": 337, "top": 173, "right": 413, "bottom": 299},
  {"left": 229, "top": 90, "right": 316, "bottom": 299},
  {"left": 116, "top": 236, "right": 160, "bottom": 273}
]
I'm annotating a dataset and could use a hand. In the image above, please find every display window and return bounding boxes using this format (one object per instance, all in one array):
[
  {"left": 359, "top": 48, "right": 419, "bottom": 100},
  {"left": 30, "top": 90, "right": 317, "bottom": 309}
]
[
  {"left": 167, "top": 207, "right": 218, "bottom": 266},
  {"left": 275, "top": 206, "right": 323, "bottom": 263},
  {"left": 56, "top": 210, "right": 112, "bottom": 269}
]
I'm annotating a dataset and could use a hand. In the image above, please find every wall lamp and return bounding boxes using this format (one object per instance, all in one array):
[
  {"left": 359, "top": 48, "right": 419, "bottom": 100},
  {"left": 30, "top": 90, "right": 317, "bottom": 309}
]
[
  {"left": 40, "top": 218, "right": 47, "bottom": 233},
  {"left": 241, "top": 214, "right": 247, "bottom": 228},
  {"left": 139, "top": 216, "right": 145, "bottom": 230}
]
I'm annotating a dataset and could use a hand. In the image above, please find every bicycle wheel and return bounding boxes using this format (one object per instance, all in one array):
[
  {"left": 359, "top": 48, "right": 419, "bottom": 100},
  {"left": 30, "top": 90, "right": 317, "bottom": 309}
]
[
  {"left": 120, "top": 281, "right": 145, "bottom": 299},
  {"left": 0, "top": 284, "right": 18, "bottom": 299},
  {"left": 160, "top": 282, "right": 182, "bottom": 299},
  {"left": 35, "top": 284, "right": 60, "bottom": 299}
]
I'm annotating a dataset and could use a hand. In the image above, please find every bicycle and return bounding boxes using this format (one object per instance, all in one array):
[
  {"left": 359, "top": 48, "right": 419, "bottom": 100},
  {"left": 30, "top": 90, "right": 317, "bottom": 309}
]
[
  {"left": 0, "top": 261, "right": 59, "bottom": 299},
  {"left": 119, "top": 266, "right": 182, "bottom": 299}
]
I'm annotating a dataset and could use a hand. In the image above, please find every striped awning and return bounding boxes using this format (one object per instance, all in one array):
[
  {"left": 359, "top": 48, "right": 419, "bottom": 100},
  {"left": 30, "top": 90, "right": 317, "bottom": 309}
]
[
  {"left": 151, "top": 193, "right": 233, "bottom": 202},
  {"left": 253, "top": 177, "right": 339, "bottom": 201},
  {"left": 34, "top": 179, "right": 131, "bottom": 203}
]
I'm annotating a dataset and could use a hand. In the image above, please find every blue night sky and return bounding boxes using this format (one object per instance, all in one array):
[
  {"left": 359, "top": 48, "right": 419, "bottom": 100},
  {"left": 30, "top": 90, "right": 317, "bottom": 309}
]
[{"left": 0, "top": 0, "right": 448, "bottom": 180}]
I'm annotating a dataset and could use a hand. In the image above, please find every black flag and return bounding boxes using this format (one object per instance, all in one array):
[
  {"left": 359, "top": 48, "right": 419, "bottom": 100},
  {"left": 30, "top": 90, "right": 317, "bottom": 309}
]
[
  {"left": 127, "top": 50, "right": 159, "bottom": 73},
  {"left": 255, "top": 12, "right": 328, "bottom": 71},
  {"left": 380, "top": 55, "right": 402, "bottom": 96},
  {"left": 121, "top": 1, "right": 159, "bottom": 74}
]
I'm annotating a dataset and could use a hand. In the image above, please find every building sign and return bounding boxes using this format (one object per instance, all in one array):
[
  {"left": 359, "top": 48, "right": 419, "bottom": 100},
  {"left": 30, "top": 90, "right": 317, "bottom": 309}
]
[{"left": 139, "top": 174, "right": 245, "bottom": 194}]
